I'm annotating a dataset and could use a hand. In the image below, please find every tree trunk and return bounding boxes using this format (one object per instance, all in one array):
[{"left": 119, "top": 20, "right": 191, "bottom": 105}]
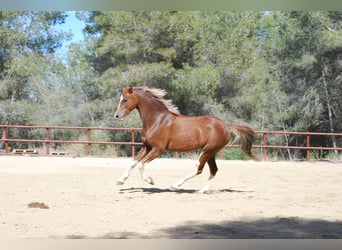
[
  {"left": 0, "top": 130, "right": 5, "bottom": 150},
  {"left": 322, "top": 69, "right": 338, "bottom": 155}
]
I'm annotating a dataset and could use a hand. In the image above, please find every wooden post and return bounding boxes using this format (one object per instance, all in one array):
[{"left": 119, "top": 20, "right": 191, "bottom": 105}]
[
  {"left": 131, "top": 129, "right": 135, "bottom": 158},
  {"left": 87, "top": 128, "right": 92, "bottom": 156},
  {"left": 306, "top": 134, "right": 310, "bottom": 161},
  {"left": 45, "top": 128, "right": 50, "bottom": 155},
  {"left": 263, "top": 132, "right": 267, "bottom": 160},
  {"left": 4, "top": 127, "right": 9, "bottom": 154},
  {"left": 219, "top": 149, "right": 223, "bottom": 159}
]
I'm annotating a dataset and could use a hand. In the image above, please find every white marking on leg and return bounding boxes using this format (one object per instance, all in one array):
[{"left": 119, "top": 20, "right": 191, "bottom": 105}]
[
  {"left": 138, "top": 162, "right": 154, "bottom": 185},
  {"left": 198, "top": 174, "right": 215, "bottom": 193},
  {"left": 170, "top": 161, "right": 200, "bottom": 190},
  {"left": 116, "top": 160, "right": 138, "bottom": 185}
]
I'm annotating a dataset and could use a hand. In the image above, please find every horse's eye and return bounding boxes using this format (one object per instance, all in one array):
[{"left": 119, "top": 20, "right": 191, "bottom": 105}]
[{"left": 123, "top": 99, "right": 128, "bottom": 103}]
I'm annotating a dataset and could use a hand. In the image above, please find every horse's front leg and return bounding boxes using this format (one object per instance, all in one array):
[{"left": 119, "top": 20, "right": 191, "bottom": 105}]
[
  {"left": 116, "top": 160, "right": 139, "bottom": 185},
  {"left": 138, "top": 147, "right": 164, "bottom": 185},
  {"left": 116, "top": 147, "right": 148, "bottom": 185}
]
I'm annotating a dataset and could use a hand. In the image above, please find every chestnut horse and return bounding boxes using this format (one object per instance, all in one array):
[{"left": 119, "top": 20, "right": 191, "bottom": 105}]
[{"left": 114, "top": 86, "right": 257, "bottom": 193}]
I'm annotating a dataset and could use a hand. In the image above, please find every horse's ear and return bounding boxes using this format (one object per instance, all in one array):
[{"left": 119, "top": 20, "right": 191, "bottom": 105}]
[{"left": 128, "top": 86, "right": 133, "bottom": 94}]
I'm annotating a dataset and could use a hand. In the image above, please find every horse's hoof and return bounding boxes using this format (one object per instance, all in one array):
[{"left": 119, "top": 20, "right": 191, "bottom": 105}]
[
  {"left": 170, "top": 185, "right": 179, "bottom": 191},
  {"left": 116, "top": 180, "right": 124, "bottom": 185},
  {"left": 147, "top": 177, "right": 154, "bottom": 185},
  {"left": 198, "top": 188, "right": 210, "bottom": 194}
]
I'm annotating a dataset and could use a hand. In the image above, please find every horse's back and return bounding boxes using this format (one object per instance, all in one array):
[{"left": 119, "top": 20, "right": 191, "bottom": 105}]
[{"left": 167, "top": 115, "right": 230, "bottom": 152}]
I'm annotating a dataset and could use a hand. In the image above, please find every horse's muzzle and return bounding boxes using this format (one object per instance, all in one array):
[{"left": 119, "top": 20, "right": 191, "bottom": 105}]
[{"left": 114, "top": 111, "right": 125, "bottom": 121}]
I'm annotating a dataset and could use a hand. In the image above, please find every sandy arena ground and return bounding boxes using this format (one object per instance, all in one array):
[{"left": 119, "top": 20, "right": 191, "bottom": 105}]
[{"left": 0, "top": 156, "right": 341, "bottom": 239}]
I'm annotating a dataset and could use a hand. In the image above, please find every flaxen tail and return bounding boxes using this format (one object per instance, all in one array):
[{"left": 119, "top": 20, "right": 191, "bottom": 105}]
[{"left": 227, "top": 124, "right": 259, "bottom": 160}]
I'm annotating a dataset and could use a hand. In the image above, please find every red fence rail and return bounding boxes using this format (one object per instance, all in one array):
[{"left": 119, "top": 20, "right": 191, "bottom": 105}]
[
  {"left": 0, "top": 125, "right": 141, "bottom": 157},
  {"left": 1, "top": 125, "right": 341, "bottom": 160},
  {"left": 254, "top": 130, "right": 342, "bottom": 160}
]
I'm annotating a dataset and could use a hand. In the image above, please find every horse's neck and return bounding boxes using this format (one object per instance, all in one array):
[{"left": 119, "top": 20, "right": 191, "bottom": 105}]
[{"left": 136, "top": 95, "right": 169, "bottom": 129}]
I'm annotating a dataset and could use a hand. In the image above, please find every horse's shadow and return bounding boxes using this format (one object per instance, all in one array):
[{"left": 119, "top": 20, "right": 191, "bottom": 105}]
[{"left": 118, "top": 187, "right": 252, "bottom": 194}]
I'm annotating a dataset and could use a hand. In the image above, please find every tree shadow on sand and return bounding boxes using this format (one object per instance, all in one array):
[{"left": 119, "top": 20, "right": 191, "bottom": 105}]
[
  {"left": 118, "top": 187, "right": 251, "bottom": 194},
  {"left": 60, "top": 217, "right": 342, "bottom": 239},
  {"left": 154, "top": 217, "right": 342, "bottom": 239}
]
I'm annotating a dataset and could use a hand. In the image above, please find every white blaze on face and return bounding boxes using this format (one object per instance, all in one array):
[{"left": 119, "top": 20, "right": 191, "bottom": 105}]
[{"left": 115, "top": 95, "right": 124, "bottom": 120}]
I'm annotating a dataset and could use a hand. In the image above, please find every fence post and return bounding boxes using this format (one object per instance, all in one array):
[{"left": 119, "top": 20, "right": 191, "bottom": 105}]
[
  {"left": 45, "top": 128, "right": 50, "bottom": 155},
  {"left": 131, "top": 129, "right": 135, "bottom": 158},
  {"left": 306, "top": 134, "right": 310, "bottom": 161},
  {"left": 87, "top": 128, "right": 92, "bottom": 156},
  {"left": 4, "top": 126, "right": 9, "bottom": 154},
  {"left": 263, "top": 132, "right": 268, "bottom": 160}
]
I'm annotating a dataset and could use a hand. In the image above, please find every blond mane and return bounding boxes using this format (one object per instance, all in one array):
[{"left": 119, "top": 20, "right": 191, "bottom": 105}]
[{"left": 135, "top": 86, "right": 180, "bottom": 115}]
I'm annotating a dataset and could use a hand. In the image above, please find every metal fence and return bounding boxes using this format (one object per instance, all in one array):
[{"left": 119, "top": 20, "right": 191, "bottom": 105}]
[{"left": 1, "top": 125, "right": 341, "bottom": 160}]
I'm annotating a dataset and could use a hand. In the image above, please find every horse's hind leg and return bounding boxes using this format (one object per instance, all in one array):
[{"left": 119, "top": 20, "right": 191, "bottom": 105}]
[
  {"left": 170, "top": 161, "right": 201, "bottom": 190},
  {"left": 198, "top": 156, "right": 218, "bottom": 193},
  {"left": 170, "top": 151, "right": 212, "bottom": 191}
]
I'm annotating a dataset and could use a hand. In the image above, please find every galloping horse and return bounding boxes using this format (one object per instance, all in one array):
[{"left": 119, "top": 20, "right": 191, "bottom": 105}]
[{"left": 114, "top": 86, "right": 257, "bottom": 193}]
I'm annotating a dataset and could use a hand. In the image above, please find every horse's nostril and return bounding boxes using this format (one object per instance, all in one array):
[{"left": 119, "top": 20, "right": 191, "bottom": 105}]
[{"left": 115, "top": 113, "right": 122, "bottom": 120}]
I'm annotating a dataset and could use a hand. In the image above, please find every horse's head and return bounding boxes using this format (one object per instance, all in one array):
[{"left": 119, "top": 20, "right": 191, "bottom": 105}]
[{"left": 114, "top": 86, "right": 139, "bottom": 120}]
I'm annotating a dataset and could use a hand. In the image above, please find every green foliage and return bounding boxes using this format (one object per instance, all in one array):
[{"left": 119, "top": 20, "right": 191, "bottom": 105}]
[
  {"left": 309, "top": 150, "right": 341, "bottom": 161},
  {"left": 1, "top": 11, "right": 341, "bottom": 159},
  {"left": 171, "top": 65, "right": 219, "bottom": 115},
  {"left": 220, "top": 148, "right": 250, "bottom": 160}
]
